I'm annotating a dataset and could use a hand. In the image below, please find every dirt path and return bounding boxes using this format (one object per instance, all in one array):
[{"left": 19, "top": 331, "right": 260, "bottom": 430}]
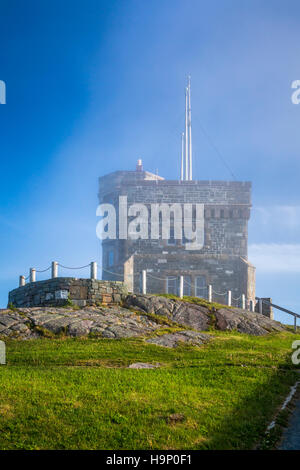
[{"left": 279, "top": 399, "right": 300, "bottom": 449}]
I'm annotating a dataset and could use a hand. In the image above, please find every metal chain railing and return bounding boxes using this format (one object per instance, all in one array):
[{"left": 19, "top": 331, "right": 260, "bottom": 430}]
[
  {"left": 212, "top": 290, "right": 227, "bottom": 296},
  {"left": 35, "top": 266, "right": 51, "bottom": 273},
  {"left": 58, "top": 263, "right": 91, "bottom": 270},
  {"left": 147, "top": 273, "right": 177, "bottom": 281},
  {"left": 17, "top": 261, "right": 252, "bottom": 311}
]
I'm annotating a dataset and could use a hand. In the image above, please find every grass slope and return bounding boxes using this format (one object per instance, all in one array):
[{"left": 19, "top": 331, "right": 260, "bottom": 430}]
[{"left": 0, "top": 329, "right": 299, "bottom": 450}]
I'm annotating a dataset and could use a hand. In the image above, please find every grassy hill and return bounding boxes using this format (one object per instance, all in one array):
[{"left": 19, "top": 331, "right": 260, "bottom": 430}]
[{"left": 0, "top": 329, "right": 299, "bottom": 449}]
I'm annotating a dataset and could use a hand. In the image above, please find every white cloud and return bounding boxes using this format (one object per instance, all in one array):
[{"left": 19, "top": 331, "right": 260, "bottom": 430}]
[
  {"left": 249, "top": 243, "right": 300, "bottom": 273},
  {"left": 254, "top": 205, "right": 300, "bottom": 228},
  {"left": 250, "top": 206, "right": 300, "bottom": 244}
]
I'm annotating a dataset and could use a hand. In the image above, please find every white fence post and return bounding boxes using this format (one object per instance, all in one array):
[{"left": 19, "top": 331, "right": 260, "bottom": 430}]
[
  {"left": 30, "top": 268, "right": 36, "bottom": 283},
  {"left": 208, "top": 284, "right": 212, "bottom": 303},
  {"left": 142, "top": 270, "right": 147, "bottom": 294},
  {"left": 227, "top": 290, "right": 232, "bottom": 307},
  {"left": 179, "top": 275, "right": 184, "bottom": 299},
  {"left": 242, "top": 294, "right": 246, "bottom": 310},
  {"left": 19, "top": 275, "right": 25, "bottom": 287},
  {"left": 90, "top": 261, "right": 97, "bottom": 280},
  {"left": 51, "top": 261, "right": 58, "bottom": 279}
]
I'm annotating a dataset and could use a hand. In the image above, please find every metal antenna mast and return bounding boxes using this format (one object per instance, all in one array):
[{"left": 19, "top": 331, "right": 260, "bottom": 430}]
[
  {"left": 180, "top": 77, "right": 193, "bottom": 181},
  {"left": 180, "top": 132, "right": 184, "bottom": 181},
  {"left": 188, "top": 76, "right": 192, "bottom": 180}
]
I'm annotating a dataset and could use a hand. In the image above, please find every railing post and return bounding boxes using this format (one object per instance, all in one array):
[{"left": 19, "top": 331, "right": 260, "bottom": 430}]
[
  {"left": 142, "top": 270, "right": 147, "bottom": 295},
  {"left": 51, "top": 261, "right": 58, "bottom": 279},
  {"left": 179, "top": 275, "right": 184, "bottom": 299},
  {"left": 30, "top": 268, "right": 36, "bottom": 283},
  {"left": 227, "top": 290, "right": 232, "bottom": 307},
  {"left": 241, "top": 294, "right": 246, "bottom": 310},
  {"left": 19, "top": 275, "right": 25, "bottom": 287},
  {"left": 294, "top": 316, "right": 297, "bottom": 333},
  {"left": 90, "top": 261, "right": 97, "bottom": 280},
  {"left": 258, "top": 298, "right": 263, "bottom": 315},
  {"left": 208, "top": 285, "right": 212, "bottom": 303}
]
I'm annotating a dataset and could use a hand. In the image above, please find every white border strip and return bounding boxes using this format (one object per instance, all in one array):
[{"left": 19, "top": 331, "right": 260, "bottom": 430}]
[{"left": 267, "top": 380, "right": 300, "bottom": 431}]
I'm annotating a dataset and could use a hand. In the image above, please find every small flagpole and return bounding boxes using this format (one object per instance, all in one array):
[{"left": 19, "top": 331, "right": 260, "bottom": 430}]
[
  {"left": 188, "top": 76, "right": 192, "bottom": 180},
  {"left": 180, "top": 132, "right": 184, "bottom": 180}
]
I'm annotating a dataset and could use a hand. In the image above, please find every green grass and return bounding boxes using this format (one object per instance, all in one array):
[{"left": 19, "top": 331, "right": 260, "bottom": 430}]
[
  {"left": 155, "top": 293, "right": 231, "bottom": 311},
  {"left": 0, "top": 331, "right": 299, "bottom": 450}
]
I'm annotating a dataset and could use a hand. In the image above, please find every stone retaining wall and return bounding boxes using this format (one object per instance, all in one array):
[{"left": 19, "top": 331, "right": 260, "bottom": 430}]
[{"left": 8, "top": 278, "right": 128, "bottom": 308}]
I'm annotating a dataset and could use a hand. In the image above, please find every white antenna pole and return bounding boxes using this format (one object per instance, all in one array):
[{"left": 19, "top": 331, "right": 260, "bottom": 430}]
[
  {"left": 185, "top": 87, "right": 189, "bottom": 180},
  {"left": 188, "top": 76, "right": 192, "bottom": 180},
  {"left": 180, "top": 132, "right": 184, "bottom": 180}
]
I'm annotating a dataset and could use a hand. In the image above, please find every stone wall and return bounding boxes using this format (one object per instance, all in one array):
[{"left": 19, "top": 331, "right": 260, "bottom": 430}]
[
  {"left": 123, "top": 253, "right": 255, "bottom": 306},
  {"left": 255, "top": 297, "right": 274, "bottom": 320},
  {"left": 8, "top": 278, "right": 128, "bottom": 308},
  {"left": 99, "top": 172, "right": 252, "bottom": 265},
  {"left": 98, "top": 168, "right": 255, "bottom": 305}
]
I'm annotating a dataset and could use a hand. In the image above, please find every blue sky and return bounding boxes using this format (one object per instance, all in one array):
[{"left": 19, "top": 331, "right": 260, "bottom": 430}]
[{"left": 1, "top": 0, "right": 300, "bottom": 323}]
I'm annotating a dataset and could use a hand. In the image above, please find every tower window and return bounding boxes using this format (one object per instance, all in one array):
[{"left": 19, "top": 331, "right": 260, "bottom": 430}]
[
  {"left": 167, "top": 226, "right": 176, "bottom": 245},
  {"left": 107, "top": 250, "right": 114, "bottom": 267},
  {"left": 183, "top": 275, "right": 192, "bottom": 296},
  {"left": 195, "top": 276, "right": 206, "bottom": 298},
  {"left": 167, "top": 277, "right": 177, "bottom": 295}
]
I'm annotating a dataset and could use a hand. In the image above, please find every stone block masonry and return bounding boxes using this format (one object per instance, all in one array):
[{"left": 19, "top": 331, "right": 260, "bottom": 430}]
[
  {"left": 8, "top": 278, "right": 128, "bottom": 308},
  {"left": 98, "top": 166, "right": 255, "bottom": 305}
]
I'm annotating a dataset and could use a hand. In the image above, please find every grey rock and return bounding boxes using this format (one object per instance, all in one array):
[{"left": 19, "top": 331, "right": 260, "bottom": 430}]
[
  {"left": 125, "top": 294, "right": 285, "bottom": 336},
  {"left": 10, "top": 323, "right": 30, "bottom": 333},
  {"left": 125, "top": 294, "right": 211, "bottom": 330},
  {"left": 41, "top": 317, "right": 74, "bottom": 334},
  {"left": 67, "top": 320, "right": 94, "bottom": 337},
  {"left": 102, "top": 329, "right": 116, "bottom": 338},
  {"left": 89, "top": 326, "right": 104, "bottom": 335},
  {"left": 147, "top": 330, "right": 211, "bottom": 348},
  {"left": 0, "top": 295, "right": 287, "bottom": 341},
  {"left": 0, "top": 317, "right": 18, "bottom": 328},
  {"left": 214, "top": 308, "right": 284, "bottom": 335},
  {"left": 128, "top": 362, "right": 161, "bottom": 369}
]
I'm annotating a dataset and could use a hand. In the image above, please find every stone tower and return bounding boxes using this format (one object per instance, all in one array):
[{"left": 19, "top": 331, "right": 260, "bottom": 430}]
[{"left": 98, "top": 161, "right": 255, "bottom": 306}]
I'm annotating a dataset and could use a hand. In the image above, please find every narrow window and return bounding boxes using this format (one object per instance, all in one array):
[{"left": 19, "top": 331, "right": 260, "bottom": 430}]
[
  {"left": 167, "top": 277, "right": 177, "bottom": 295},
  {"left": 195, "top": 276, "right": 206, "bottom": 298},
  {"left": 167, "top": 226, "right": 176, "bottom": 245},
  {"left": 108, "top": 250, "right": 114, "bottom": 267},
  {"left": 183, "top": 275, "right": 192, "bottom": 296}
]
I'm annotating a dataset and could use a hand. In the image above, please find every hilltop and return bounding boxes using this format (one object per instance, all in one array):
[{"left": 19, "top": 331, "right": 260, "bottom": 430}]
[{"left": 0, "top": 294, "right": 298, "bottom": 450}]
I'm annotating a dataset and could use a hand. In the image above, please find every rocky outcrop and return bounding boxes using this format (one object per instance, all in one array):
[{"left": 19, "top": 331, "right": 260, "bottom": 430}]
[
  {"left": 123, "top": 294, "right": 211, "bottom": 331},
  {"left": 0, "top": 306, "right": 161, "bottom": 340},
  {"left": 0, "top": 294, "right": 285, "bottom": 343},
  {"left": 213, "top": 308, "right": 284, "bottom": 335},
  {"left": 124, "top": 294, "right": 285, "bottom": 336}
]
